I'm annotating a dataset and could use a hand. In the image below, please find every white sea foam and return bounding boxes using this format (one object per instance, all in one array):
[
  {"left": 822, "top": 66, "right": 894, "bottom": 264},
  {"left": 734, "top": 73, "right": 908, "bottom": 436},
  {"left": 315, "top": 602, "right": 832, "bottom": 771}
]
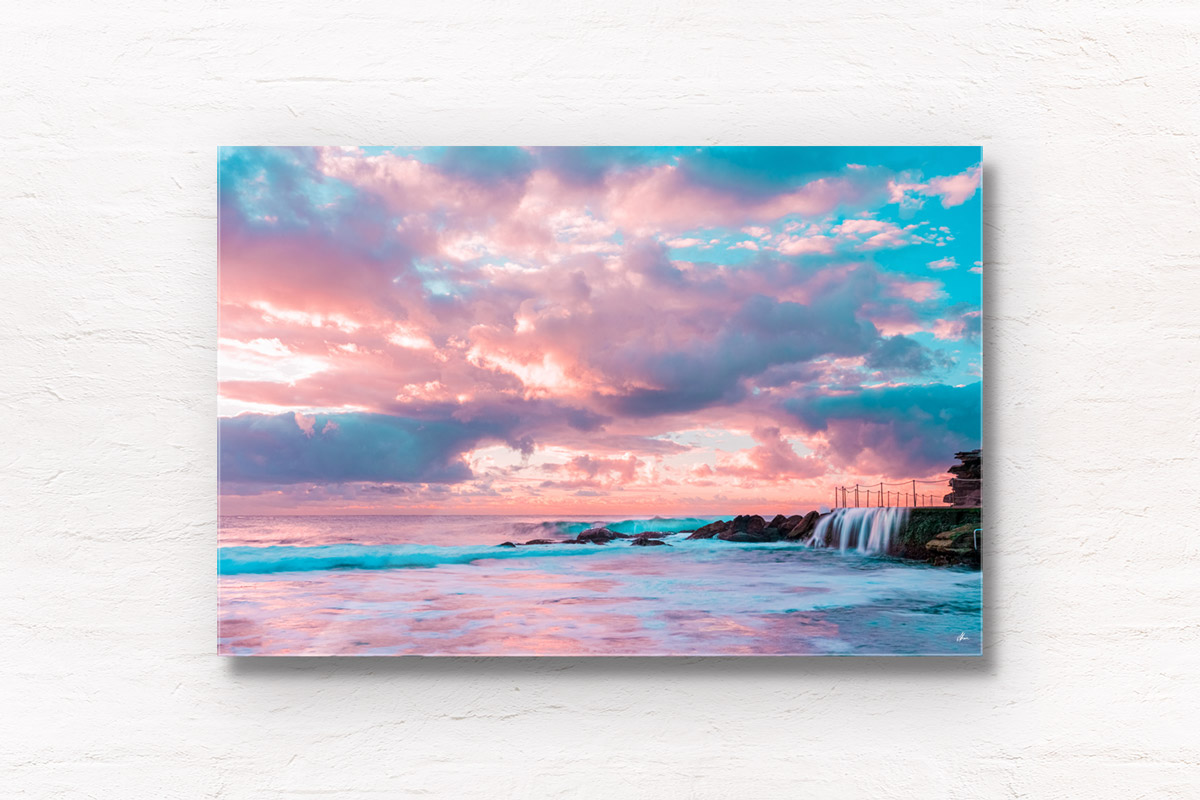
[{"left": 218, "top": 515, "right": 982, "bottom": 656}]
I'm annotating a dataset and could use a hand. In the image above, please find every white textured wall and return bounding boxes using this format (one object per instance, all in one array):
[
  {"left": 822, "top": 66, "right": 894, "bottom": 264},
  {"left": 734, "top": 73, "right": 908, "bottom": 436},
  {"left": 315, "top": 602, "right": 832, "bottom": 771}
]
[{"left": 4, "top": 2, "right": 1198, "bottom": 797}]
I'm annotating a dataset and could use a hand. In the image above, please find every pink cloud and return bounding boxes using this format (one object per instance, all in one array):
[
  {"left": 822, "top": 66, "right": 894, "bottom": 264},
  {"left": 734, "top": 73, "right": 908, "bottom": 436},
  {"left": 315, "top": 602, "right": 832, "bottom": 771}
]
[
  {"left": 294, "top": 412, "right": 317, "bottom": 437},
  {"left": 888, "top": 164, "right": 982, "bottom": 210},
  {"left": 316, "top": 149, "right": 525, "bottom": 222},
  {"left": 886, "top": 276, "right": 945, "bottom": 303},
  {"left": 831, "top": 218, "right": 926, "bottom": 251},
  {"left": 926, "top": 165, "right": 982, "bottom": 207},
  {"left": 606, "top": 164, "right": 880, "bottom": 232},
  {"left": 770, "top": 218, "right": 928, "bottom": 255},
  {"left": 932, "top": 310, "right": 982, "bottom": 341},
  {"left": 927, "top": 256, "right": 958, "bottom": 270},
  {"left": 713, "top": 427, "right": 826, "bottom": 483},
  {"left": 664, "top": 237, "right": 706, "bottom": 248},
  {"left": 775, "top": 235, "right": 835, "bottom": 256}
]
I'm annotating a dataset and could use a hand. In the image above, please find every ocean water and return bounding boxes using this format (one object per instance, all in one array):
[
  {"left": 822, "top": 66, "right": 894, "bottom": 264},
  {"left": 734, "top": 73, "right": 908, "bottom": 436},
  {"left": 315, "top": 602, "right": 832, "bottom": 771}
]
[{"left": 218, "top": 515, "right": 982, "bottom": 656}]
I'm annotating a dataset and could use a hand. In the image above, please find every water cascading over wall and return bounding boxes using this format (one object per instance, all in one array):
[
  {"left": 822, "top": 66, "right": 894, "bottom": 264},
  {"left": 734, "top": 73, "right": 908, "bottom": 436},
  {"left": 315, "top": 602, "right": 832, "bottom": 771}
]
[{"left": 805, "top": 507, "right": 911, "bottom": 556}]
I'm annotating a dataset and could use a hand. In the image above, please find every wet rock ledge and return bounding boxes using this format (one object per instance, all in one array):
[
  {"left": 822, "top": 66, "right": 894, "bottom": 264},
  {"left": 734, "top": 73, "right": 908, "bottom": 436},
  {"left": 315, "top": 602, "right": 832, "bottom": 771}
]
[
  {"left": 499, "top": 507, "right": 982, "bottom": 569},
  {"left": 685, "top": 512, "right": 821, "bottom": 543}
]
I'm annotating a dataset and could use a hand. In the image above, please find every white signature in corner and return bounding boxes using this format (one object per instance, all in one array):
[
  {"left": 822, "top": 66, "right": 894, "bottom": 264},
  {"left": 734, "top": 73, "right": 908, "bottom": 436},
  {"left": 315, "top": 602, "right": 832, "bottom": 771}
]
[{"left": 956, "top": 632, "right": 969, "bottom": 642}]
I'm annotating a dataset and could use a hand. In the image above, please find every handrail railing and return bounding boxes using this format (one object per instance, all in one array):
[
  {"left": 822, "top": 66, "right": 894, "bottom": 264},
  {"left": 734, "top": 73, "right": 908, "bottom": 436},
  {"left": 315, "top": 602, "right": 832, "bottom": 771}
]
[{"left": 832, "top": 478, "right": 981, "bottom": 508}]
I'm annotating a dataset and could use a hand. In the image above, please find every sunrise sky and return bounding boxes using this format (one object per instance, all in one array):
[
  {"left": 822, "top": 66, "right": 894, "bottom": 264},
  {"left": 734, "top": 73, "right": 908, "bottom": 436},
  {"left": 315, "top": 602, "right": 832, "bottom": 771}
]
[{"left": 219, "top": 146, "right": 981, "bottom": 515}]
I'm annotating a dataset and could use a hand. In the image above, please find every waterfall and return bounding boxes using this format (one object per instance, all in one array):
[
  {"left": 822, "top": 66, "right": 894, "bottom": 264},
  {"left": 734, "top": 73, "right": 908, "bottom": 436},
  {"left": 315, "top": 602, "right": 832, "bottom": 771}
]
[{"left": 805, "top": 507, "right": 911, "bottom": 556}]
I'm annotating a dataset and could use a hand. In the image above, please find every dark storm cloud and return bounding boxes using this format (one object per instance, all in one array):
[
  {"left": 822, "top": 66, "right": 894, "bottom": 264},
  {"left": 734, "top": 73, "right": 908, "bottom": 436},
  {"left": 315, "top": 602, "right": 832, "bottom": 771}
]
[
  {"left": 782, "top": 382, "right": 982, "bottom": 476},
  {"left": 219, "top": 412, "right": 506, "bottom": 485}
]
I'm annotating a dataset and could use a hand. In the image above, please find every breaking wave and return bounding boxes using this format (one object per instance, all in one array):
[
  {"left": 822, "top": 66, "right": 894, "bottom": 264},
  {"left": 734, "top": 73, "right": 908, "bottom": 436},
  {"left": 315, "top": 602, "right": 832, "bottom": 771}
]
[
  {"left": 509, "top": 516, "right": 718, "bottom": 539},
  {"left": 219, "top": 542, "right": 606, "bottom": 575}
]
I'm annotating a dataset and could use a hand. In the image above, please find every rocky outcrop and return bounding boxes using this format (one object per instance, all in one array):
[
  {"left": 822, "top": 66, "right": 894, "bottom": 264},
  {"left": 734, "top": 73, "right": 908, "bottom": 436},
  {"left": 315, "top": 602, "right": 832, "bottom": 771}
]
[
  {"left": 522, "top": 538, "right": 561, "bottom": 545},
  {"left": 497, "top": 541, "right": 517, "bottom": 548},
  {"left": 943, "top": 449, "right": 982, "bottom": 507},
  {"left": 687, "top": 512, "right": 817, "bottom": 542},
  {"left": 715, "top": 515, "right": 763, "bottom": 542},
  {"left": 630, "top": 533, "right": 670, "bottom": 546},
  {"left": 782, "top": 510, "right": 821, "bottom": 541},
  {"left": 716, "top": 515, "right": 766, "bottom": 542},
  {"left": 575, "top": 528, "right": 631, "bottom": 544},
  {"left": 687, "top": 520, "right": 730, "bottom": 540}
]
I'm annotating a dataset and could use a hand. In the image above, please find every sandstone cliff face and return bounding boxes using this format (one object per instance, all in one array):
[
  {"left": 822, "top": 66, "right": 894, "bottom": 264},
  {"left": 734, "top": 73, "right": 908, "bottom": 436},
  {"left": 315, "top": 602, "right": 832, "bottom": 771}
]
[
  {"left": 896, "top": 507, "right": 982, "bottom": 568},
  {"left": 943, "top": 449, "right": 981, "bottom": 507}
]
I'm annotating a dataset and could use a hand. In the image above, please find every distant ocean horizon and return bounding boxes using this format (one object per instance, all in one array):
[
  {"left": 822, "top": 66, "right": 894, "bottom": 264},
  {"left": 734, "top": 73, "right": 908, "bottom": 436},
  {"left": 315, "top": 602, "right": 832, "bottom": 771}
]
[{"left": 219, "top": 513, "right": 729, "bottom": 548}]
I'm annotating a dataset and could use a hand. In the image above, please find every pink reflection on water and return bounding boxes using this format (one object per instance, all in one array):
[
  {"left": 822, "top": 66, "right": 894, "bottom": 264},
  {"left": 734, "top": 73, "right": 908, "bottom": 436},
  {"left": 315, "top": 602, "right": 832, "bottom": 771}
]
[{"left": 219, "top": 536, "right": 982, "bottom": 655}]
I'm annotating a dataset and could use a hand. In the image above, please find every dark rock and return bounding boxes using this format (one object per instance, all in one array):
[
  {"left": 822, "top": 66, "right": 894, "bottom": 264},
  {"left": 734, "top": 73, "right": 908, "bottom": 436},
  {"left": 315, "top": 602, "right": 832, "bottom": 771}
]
[
  {"left": 497, "top": 541, "right": 517, "bottom": 548},
  {"left": 924, "top": 523, "right": 980, "bottom": 567},
  {"left": 780, "top": 514, "right": 805, "bottom": 533},
  {"left": 630, "top": 534, "right": 670, "bottom": 546},
  {"left": 783, "top": 510, "right": 821, "bottom": 541},
  {"left": 575, "top": 527, "right": 630, "bottom": 544},
  {"left": 713, "top": 515, "right": 764, "bottom": 541},
  {"left": 739, "top": 515, "right": 766, "bottom": 534},
  {"left": 720, "top": 531, "right": 771, "bottom": 543},
  {"left": 895, "top": 507, "right": 982, "bottom": 567},
  {"left": 768, "top": 514, "right": 788, "bottom": 530},
  {"left": 721, "top": 515, "right": 765, "bottom": 536},
  {"left": 687, "top": 520, "right": 730, "bottom": 540},
  {"left": 692, "top": 515, "right": 774, "bottom": 541},
  {"left": 523, "top": 538, "right": 560, "bottom": 545}
]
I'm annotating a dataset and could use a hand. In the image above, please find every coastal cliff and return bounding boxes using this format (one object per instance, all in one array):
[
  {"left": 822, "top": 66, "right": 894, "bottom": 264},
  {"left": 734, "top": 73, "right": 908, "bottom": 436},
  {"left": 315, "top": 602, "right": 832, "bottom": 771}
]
[{"left": 943, "top": 449, "right": 982, "bottom": 507}]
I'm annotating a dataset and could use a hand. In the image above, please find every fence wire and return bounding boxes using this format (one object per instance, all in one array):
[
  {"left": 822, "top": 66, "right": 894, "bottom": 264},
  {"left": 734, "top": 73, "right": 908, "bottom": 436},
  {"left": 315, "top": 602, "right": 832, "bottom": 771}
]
[{"left": 832, "top": 478, "right": 981, "bottom": 508}]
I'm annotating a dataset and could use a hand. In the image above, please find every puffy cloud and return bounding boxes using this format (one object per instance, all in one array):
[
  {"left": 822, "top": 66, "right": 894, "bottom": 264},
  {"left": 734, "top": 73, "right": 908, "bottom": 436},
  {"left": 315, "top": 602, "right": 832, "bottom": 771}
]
[
  {"left": 889, "top": 164, "right": 982, "bottom": 210},
  {"left": 767, "top": 217, "right": 935, "bottom": 256},
  {"left": 555, "top": 454, "right": 644, "bottom": 483},
  {"left": 775, "top": 235, "right": 835, "bottom": 256},
  {"left": 600, "top": 291, "right": 879, "bottom": 418},
  {"left": 220, "top": 412, "right": 507, "bottom": 485},
  {"left": 664, "top": 237, "right": 706, "bottom": 248},
  {"left": 865, "top": 335, "right": 944, "bottom": 374},
  {"left": 830, "top": 218, "right": 925, "bottom": 250},
  {"left": 927, "top": 256, "right": 958, "bottom": 270},
  {"left": 932, "top": 309, "right": 982, "bottom": 342},
  {"left": 293, "top": 412, "right": 317, "bottom": 437},
  {"left": 715, "top": 427, "right": 826, "bottom": 481},
  {"left": 925, "top": 164, "right": 983, "bottom": 207},
  {"left": 783, "top": 382, "right": 981, "bottom": 477}
]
